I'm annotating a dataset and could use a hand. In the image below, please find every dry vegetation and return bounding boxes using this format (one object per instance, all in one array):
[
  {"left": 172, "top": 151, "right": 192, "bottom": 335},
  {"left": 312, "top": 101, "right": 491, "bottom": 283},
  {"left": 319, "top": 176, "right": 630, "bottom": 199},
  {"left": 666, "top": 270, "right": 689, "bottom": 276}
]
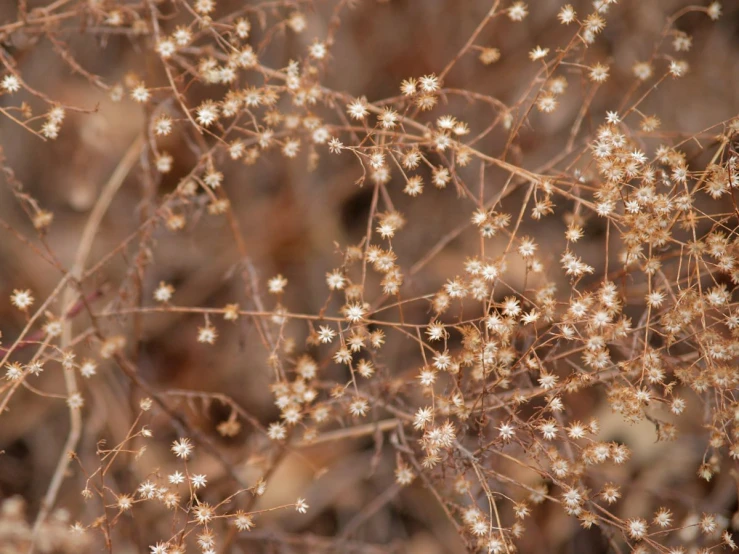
[{"left": 1, "top": 0, "right": 739, "bottom": 552}]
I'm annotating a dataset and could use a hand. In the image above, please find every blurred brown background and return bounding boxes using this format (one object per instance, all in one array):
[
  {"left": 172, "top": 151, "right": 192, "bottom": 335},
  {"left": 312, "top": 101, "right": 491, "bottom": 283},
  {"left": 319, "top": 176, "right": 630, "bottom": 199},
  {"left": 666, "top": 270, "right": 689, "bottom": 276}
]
[{"left": 0, "top": 0, "right": 738, "bottom": 552}]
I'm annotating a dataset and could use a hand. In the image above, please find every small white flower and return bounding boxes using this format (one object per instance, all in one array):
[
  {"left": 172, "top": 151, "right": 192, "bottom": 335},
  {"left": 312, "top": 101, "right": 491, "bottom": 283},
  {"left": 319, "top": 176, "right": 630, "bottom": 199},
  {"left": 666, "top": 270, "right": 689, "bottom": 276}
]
[
  {"left": 154, "top": 116, "right": 173, "bottom": 136},
  {"left": 235, "top": 18, "right": 251, "bottom": 38},
  {"left": 48, "top": 107, "right": 65, "bottom": 124},
  {"left": 646, "top": 291, "right": 665, "bottom": 308},
  {"left": 558, "top": 4, "right": 576, "bottom": 24},
  {"left": 190, "top": 474, "right": 207, "bottom": 489},
  {"left": 378, "top": 108, "right": 398, "bottom": 129},
  {"left": 10, "top": 289, "right": 34, "bottom": 310},
  {"left": 418, "top": 368, "right": 437, "bottom": 387},
  {"left": 567, "top": 422, "right": 586, "bottom": 439},
  {"left": 67, "top": 392, "right": 84, "bottom": 410},
  {"left": 539, "top": 419, "right": 558, "bottom": 440},
  {"left": 295, "top": 498, "right": 309, "bottom": 514},
  {"left": 333, "top": 347, "right": 352, "bottom": 364},
  {"left": 707, "top": 2, "right": 722, "bottom": 20},
  {"left": 169, "top": 471, "right": 185, "bottom": 485},
  {"left": 347, "top": 99, "right": 369, "bottom": 120},
  {"left": 131, "top": 84, "right": 150, "bottom": 103},
  {"left": 173, "top": 27, "right": 192, "bottom": 46},
  {"left": 538, "top": 373, "right": 558, "bottom": 390},
  {"left": 326, "top": 270, "right": 346, "bottom": 290},
  {"left": 116, "top": 494, "right": 133, "bottom": 511},
  {"left": 41, "top": 121, "right": 60, "bottom": 139},
  {"left": 627, "top": 517, "right": 648, "bottom": 539},
  {"left": 507, "top": 2, "right": 528, "bottom": 21},
  {"left": 282, "top": 139, "right": 300, "bottom": 158},
  {"left": 328, "top": 137, "right": 343, "bottom": 153},
  {"left": 589, "top": 63, "right": 609, "bottom": 83},
  {"left": 156, "top": 39, "right": 176, "bottom": 58},
  {"left": 529, "top": 46, "right": 549, "bottom": 61},
  {"left": 433, "top": 351, "right": 451, "bottom": 371},
  {"left": 2, "top": 74, "right": 21, "bottom": 93},
  {"left": 288, "top": 12, "right": 307, "bottom": 32},
  {"left": 498, "top": 422, "right": 515, "bottom": 441},
  {"left": 426, "top": 322, "right": 446, "bottom": 341},
  {"left": 518, "top": 238, "right": 537, "bottom": 258},
  {"left": 414, "top": 407, "right": 433, "bottom": 429},
  {"left": 268, "top": 275, "right": 288, "bottom": 294},
  {"left": 171, "top": 438, "right": 193, "bottom": 459},
  {"left": 537, "top": 93, "right": 557, "bottom": 113},
  {"left": 156, "top": 153, "right": 173, "bottom": 173},
  {"left": 235, "top": 46, "right": 257, "bottom": 68},
  {"left": 27, "top": 360, "right": 44, "bottom": 376},
  {"left": 267, "top": 422, "right": 286, "bottom": 441},
  {"left": 671, "top": 397, "right": 686, "bottom": 415},
  {"left": 669, "top": 60, "right": 688, "bottom": 77},
  {"left": 309, "top": 41, "right": 327, "bottom": 60},
  {"left": 317, "top": 325, "right": 336, "bottom": 343},
  {"left": 154, "top": 282, "right": 174, "bottom": 303},
  {"left": 45, "top": 320, "right": 63, "bottom": 337},
  {"left": 150, "top": 542, "right": 169, "bottom": 554},
  {"left": 343, "top": 303, "right": 366, "bottom": 323},
  {"left": 349, "top": 398, "right": 368, "bottom": 417},
  {"left": 138, "top": 480, "right": 157, "bottom": 498},
  {"left": 419, "top": 74, "right": 439, "bottom": 93},
  {"left": 5, "top": 363, "right": 23, "bottom": 381},
  {"left": 233, "top": 512, "right": 254, "bottom": 531},
  {"left": 196, "top": 101, "right": 219, "bottom": 127},
  {"left": 195, "top": 0, "right": 215, "bottom": 13},
  {"left": 197, "top": 325, "right": 217, "bottom": 344},
  {"left": 395, "top": 464, "right": 414, "bottom": 486}
]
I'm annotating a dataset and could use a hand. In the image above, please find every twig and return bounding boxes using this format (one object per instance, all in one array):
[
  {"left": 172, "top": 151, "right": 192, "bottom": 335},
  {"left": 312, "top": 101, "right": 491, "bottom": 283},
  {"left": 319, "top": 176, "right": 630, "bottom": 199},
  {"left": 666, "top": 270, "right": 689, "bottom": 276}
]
[{"left": 30, "top": 134, "right": 143, "bottom": 550}]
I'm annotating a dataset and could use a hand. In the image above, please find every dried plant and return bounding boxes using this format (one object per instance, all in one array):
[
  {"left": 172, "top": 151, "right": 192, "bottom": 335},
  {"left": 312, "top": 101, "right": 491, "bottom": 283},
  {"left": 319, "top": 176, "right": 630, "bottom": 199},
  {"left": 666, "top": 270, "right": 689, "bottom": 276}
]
[{"left": 0, "top": 1, "right": 738, "bottom": 553}]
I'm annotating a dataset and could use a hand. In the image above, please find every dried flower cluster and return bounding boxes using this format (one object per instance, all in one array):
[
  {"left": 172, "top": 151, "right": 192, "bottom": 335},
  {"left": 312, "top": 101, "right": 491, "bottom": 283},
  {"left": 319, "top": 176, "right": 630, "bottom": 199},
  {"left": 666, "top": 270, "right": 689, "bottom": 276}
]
[{"left": 0, "top": 0, "right": 737, "bottom": 553}]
